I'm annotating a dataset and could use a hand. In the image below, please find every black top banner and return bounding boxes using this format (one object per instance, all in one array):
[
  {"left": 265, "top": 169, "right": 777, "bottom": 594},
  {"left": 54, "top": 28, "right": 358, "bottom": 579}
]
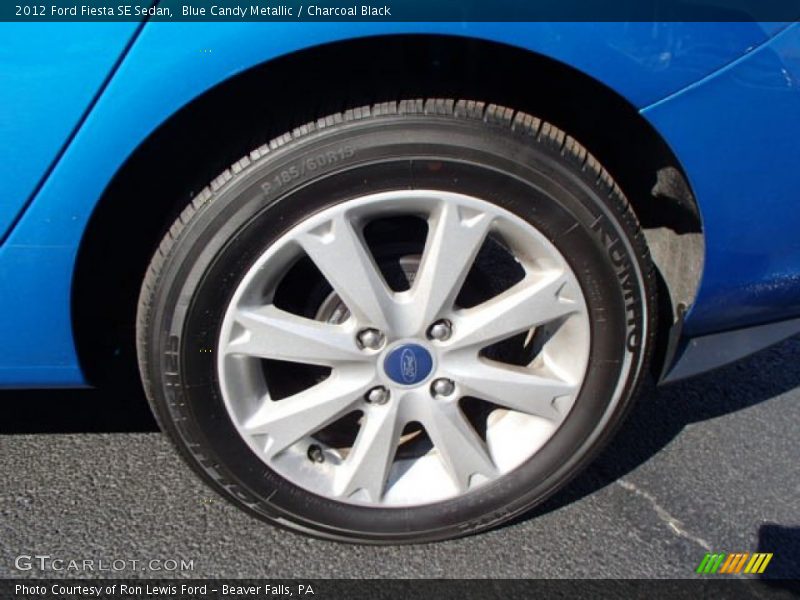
[{"left": 5, "top": 0, "right": 800, "bottom": 22}]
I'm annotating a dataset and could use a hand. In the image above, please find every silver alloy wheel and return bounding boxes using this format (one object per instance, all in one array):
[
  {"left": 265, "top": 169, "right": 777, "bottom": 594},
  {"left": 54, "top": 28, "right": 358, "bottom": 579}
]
[{"left": 217, "top": 190, "right": 591, "bottom": 507}]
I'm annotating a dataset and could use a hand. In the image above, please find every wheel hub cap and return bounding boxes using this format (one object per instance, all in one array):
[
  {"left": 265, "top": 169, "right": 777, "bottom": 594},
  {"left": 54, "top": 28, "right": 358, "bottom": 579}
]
[{"left": 383, "top": 343, "right": 434, "bottom": 385}]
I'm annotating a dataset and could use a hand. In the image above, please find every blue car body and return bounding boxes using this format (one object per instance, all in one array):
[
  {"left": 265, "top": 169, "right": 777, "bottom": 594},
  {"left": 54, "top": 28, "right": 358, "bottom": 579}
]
[{"left": 2, "top": 20, "right": 800, "bottom": 388}]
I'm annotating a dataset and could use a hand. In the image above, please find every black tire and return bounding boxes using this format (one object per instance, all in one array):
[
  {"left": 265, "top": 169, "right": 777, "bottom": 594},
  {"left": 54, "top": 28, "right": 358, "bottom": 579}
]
[{"left": 137, "top": 99, "right": 656, "bottom": 544}]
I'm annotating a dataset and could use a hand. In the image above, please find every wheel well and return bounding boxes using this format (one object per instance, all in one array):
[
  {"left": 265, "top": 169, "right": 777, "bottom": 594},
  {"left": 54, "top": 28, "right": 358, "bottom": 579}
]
[{"left": 73, "top": 33, "right": 703, "bottom": 387}]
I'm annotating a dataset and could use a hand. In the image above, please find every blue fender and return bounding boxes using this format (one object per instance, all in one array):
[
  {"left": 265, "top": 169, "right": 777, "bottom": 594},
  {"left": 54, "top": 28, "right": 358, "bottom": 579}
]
[
  {"left": 0, "top": 23, "right": 141, "bottom": 241},
  {"left": 0, "top": 21, "right": 793, "bottom": 386},
  {"left": 643, "top": 23, "right": 800, "bottom": 336}
]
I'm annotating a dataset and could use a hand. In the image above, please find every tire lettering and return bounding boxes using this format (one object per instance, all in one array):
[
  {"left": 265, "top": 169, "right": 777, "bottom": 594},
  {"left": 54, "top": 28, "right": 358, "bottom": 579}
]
[
  {"left": 260, "top": 145, "right": 354, "bottom": 195},
  {"left": 591, "top": 217, "right": 642, "bottom": 352}
]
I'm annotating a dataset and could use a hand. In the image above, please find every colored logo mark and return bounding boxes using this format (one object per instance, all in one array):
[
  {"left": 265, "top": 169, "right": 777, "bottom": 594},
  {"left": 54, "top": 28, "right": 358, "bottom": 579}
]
[
  {"left": 400, "top": 349, "right": 418, "bottom": 382},
  {"left": 383, "top": 344, "right": 433, "bottom": 385},
  {"left": 696, "top": 552, "right": 773, "bottom": 575}
]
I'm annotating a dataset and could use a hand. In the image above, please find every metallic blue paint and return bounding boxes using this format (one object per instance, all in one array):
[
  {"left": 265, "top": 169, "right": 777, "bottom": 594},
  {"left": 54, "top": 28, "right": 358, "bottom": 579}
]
[
  {"left": 0, "top": 23, "right": 141, "bottom": 242},
  {"left": 643, "top": 23, "right": 800, "bottom": 336},
  {"left": 0, "top": 21, "right": 799, "bottom": 387}
]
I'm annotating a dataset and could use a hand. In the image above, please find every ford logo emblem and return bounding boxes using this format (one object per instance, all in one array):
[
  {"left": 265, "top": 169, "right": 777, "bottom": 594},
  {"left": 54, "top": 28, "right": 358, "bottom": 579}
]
[{"left": 400, "top": 349, "right": 418, "bottom": 383}]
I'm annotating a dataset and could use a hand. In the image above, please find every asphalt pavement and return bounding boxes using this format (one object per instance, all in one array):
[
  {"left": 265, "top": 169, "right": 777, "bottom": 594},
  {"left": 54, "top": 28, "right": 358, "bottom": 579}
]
[{"left": 1, "top": 337, "right": 799, "bottom": 583}]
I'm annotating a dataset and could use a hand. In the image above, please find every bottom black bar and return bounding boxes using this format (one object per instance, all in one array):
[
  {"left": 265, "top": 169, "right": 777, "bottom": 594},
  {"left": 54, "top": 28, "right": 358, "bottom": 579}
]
[{"left": 2, "top": 579, "right": 800, "bottom": 600}]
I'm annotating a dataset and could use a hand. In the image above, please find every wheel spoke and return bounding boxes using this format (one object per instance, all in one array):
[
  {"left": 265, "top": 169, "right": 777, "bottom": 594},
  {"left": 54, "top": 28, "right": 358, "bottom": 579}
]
[
  {"left": 418, "top": 399, "right": 497, "bottom": 491},
  {"left": 333, "top": 401, "right": 403, "bottom": 502},
  {"left": 244, "top": 371, "right": 371, "bottom": 458},
  {"left": 447, "top": 360, "right": 576, "bottom": 421},
  {"left": 449, "top": 271, "right": 578, "bottom": 351},
  {"left": 226, "top": 305, "right": 363, "bottom": 365},
  {"left": 298, "top": 214, "right": 395, "bottom": 331},
  {"left": 406, "top": 202, "right": 492, "bottom": 334}
]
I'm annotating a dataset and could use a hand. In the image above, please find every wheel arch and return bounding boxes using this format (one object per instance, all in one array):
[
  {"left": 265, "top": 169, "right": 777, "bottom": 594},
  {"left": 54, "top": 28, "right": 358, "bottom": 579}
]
[{"left": 72, "top": 33, "right": 703, "bottom": 388}]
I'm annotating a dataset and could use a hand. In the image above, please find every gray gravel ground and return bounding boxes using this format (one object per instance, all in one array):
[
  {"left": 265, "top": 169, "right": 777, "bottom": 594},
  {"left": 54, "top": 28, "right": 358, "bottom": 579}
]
[{"left": 1, "top": 337, "right": 799, "bottom": 583}]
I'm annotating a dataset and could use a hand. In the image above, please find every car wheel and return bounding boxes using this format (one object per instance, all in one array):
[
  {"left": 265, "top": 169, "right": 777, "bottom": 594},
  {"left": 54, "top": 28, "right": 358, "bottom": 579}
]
[{"left": 136, "top": 99, "right": 655, "bottom": 543}]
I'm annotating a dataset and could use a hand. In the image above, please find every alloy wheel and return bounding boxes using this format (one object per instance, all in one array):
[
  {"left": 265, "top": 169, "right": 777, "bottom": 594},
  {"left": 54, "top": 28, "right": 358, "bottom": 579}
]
[{"left": 217, "top": 190, "right": 591, "bottom": 507}]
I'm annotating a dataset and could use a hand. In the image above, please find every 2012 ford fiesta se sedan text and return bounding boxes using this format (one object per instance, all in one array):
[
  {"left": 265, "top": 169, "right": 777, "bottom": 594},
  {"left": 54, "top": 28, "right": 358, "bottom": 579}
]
[{"left": 2, "top": 20, "right": 800, "bottom": 543}]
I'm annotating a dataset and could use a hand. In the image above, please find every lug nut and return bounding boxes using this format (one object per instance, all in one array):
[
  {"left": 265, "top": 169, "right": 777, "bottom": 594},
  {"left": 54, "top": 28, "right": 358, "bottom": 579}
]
[
  {"left": 356, "top": 328, "right": 385, "bottom": 350},
  {"left": 307, "top": 444, "right": 325, "bottom": 463},
  {"left": 427, "top": 319, "right": 452, "bottom": 342},
  {"left": 431, "top": 378, "right": 455, "bottom": 398},
  {"left": 365, "top": 386, "right": 390, "bottom": 405}
]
